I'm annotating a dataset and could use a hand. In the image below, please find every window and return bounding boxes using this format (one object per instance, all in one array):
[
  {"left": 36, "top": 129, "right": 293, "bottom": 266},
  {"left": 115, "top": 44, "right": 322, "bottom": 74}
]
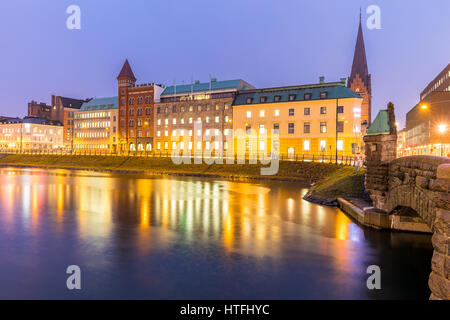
[
  {"left": 189, "top": 117, "right": 193, "bottom": 124},
  {"left": 145, "top": 96, "right": 152, "bottom": 104},
  {"left": 129, "top": 109, "right": 134, "bottom": 116},
  {"left": 304, "top": 107, "right": 310, "bottom": 115},
  {"left": 273, "top": 123, "right": 279, "bottom": 134},
  {"left": 320, "top": 92, "right": 328, "bottom": 99},
  {"left": 320, "top": 122, "right": 327, "bottom": 133},
  {"left": 246, "top": 125, "right": 251, "bottom": 135},
  {"left": 320, "top": 140, "right": 326, "bottom": 151},
  {"left": 180, "top": 130, "right": 184, "bottom": 136},
  {"left": 205, "top": 116, "right": 210, "bottom": 124},
  {"left": 181, "top": 106, "right": 185, "bottom": 112},
  {"left": 121, "top": 109, "right": 125, "bottom": 116},
  {"left": 129, "top": 120, "right": 134, "bottom": 127},
  {"left": 157, "top": 107, "right": 161, "bottom": 114},
  {"left": 172, "top": 130, "right": 177, "bottom": 136},
  {"left": 274, "top": 109, "right": 279, "bottom": 116},
  {"left": 146, "top": 108, "right": 151, "bottom": 115},
  {"left": 121, "top": 98, "right": 125, "bottom": 106},
  {"left": 157, "top": 119, "right": 161, "bottom": 125},
  {"left": 289, "top": 94, "right": 296, "bottom": 101},
  {"left": 337, "top": 106, "right": 344, "bottom": 114},
  {"left": 164, "top": 130, "right": 168, "bottom": 137},
  {"left": 157, "top": 142, "right": 161, "bottom": 150},
  {"left": 164, "top": 142, "right": 168, "bottom": 150},
  {"left": 289, "top": 109, "right": 295, "bottom": 116},
  {"left": 129, "top": 98, "right": 135, "bottom": 105},
  {"left": 320, "top": 107, "right": 327, "bottom": 114},
  {"left": 303, "top": 122, "right": 310, "bottom": 134},
  {"left": 137, "top": 108, "right": 143, "bottom": 116},
  {"left": 288, "top": 123, "right": 294, "bottom": 134},
  {"left": 259, "top": 124, "right": 265, "bottom": 134},
  {"left": 157, "top": 131, "right": 161, "bottom": 137},
  {"left": 260, "top": 110, "right": 265, "bottom": 117},
  {"left": 246, "top": 111, "right": 252, "bottom": 118},
  {"left": 246, "top": 97, "right": 253, "bottom": 104},
  {"left": 352, "top": 143, "right": 358, "bottom": 154},
  {"left": 274, "top": 95, "right": 281, "bottom": 102},
  {"left": 172, "top": 118, "right": 177, "bottom": 125},
  {"left": 337, "top": 140, "right": 344, "bottom": 151},
  {"left": 303, "top": 140, "right": 310, "bottom": 151},
  {"left": 181, "top": 118, "right": 185, "bottom": 124},
  {"left": 198, "top": 106, "right": 202, "bottom": 112},
  {"left": 259, "top": 141, "right": 265, "bottom": 151},
  {"left": 215, "top": 116, "right": 220, "bottom": 123},
  {"left": 165, "top": 118, "right": 168, "bottom": 125},
  {"left": 337, "top": 121, "right": 344, "bottom": 133},
  {"left": 304, "top": 93, "right": 312, "bottom": 100},
  {"left": 172, "top": 106, "right": 177, "bottom": 113},
  {"left": 260, "top": 96, "right": 267, "bottom": 103}
]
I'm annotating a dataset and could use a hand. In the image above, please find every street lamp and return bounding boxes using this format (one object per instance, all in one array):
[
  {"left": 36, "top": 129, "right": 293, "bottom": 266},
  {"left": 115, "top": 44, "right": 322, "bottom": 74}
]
[{"left": 438, "top": 124, "right": 447, "bottom": 157}]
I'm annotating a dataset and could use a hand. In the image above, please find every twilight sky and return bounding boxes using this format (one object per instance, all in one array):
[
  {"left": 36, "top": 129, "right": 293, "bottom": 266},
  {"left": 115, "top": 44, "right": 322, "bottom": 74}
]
[{"left": 0, "top": 0, "right": 449, "bottom": 127}]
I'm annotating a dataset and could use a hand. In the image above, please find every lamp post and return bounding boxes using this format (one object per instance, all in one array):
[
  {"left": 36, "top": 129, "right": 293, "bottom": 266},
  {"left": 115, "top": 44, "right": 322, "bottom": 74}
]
[
  {"left": 335, "top": 97, "right": 339, "bottom": 164},
  {"left": 438, "top": 124, "right": 447, "bottom": 157}
]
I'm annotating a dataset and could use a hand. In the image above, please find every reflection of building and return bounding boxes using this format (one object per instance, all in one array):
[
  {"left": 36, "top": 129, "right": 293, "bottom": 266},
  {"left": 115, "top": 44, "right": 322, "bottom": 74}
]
[
  {"left": 154, "top": 79, "right": 254, "bottom": 153},
  {"left": 117, "top": 60, "right": 165, "bottom": 153},
  {"left": 0, "top": 117, "right": 63, "bottom": 152},
  {"left": 420, "top": 63, "right": 450, "bottom": 100},
  {"left": 73, "top": 97, "right": 119, "bottom": 153},
  {"left": 347, "top": 14, "right": 372, "bottom": 128},
  {"left": 233, "top": 79, "right": 363, "bottom": 157}
]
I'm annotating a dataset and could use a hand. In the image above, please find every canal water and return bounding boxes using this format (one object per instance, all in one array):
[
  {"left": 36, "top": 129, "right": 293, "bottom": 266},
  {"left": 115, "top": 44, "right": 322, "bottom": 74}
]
[{"left": 0, "top": 168, "right": 433, "bottom": 299}]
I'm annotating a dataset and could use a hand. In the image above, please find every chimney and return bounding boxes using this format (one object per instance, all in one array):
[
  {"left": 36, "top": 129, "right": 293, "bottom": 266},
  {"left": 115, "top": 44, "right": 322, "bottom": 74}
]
[{"left": 319, "top": 76, "right": 325, "bottom": 84}]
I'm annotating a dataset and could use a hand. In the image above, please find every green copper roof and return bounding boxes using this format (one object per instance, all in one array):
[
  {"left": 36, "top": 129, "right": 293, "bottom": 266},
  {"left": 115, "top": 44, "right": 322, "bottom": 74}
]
[
  {"left": 366, "top": 110, "right": 390, "bottom": 135},
  {"left": 80, "top": 97, "right": 118, "bottom": 111},
  {"left": 161, "top": 79, "right": 254, "bottom": 96}
]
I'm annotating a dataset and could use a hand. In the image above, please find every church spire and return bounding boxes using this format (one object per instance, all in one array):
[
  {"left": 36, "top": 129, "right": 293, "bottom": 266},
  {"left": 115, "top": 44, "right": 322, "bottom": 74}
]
[
  {"left": 117, "top": 59, "right": 136, "bottom": 81},
  {"left": 348, "top": 16, "right": 369, "bottom": 89}
]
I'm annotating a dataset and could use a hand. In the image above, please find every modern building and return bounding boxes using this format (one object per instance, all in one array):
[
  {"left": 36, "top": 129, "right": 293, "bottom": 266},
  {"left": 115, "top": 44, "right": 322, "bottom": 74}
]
[
  {"left": 153, "top": 78, "right": 254, "bottom": 154},
  {"left": 420, "top": 63, "right": 450, "bottom": 100},
  {"left": 232, "top": 79, "right": 363, "bottom": 158},
  {"left": 403, "top": 91, "right": 450, "bottom": 157},
  {"left": 27, "top": 101, "right": 51, "bottom": 119},
  {"left": 0, "top": 117, "right": 63, "bottom": 153},
  {"left": 73, "top": 97, "right": 119, "bottom": 153},
  {"left": 347, "top": 14, "right": 372, "bottom": 128},
  {"left": 117, "top": 59, "right": 165, "bottom": 154}
]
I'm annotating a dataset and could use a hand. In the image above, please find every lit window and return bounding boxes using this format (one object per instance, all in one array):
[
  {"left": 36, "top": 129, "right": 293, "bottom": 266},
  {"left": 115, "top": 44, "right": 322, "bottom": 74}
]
[
  {"left": 173, "top": 118, "right": 177, "bottom": 125},
  {"left": 259, "top": 124, "right": 265, "bottom": 134},
  {"left": 274, "top": 109, "right": 279, "bottom": 116},
  {"left": 205, "top": 141, "right": 210, "bottom": 150},
  {"left": 224, "top": 129, "right": 229, "bottom": 135},
  {"left": 188, "top": 130, "right": 193, "bottom": 136},
  {"left": 165, "top": 119, "right": 168, "bottom": 125},
  {"left": 246, "top": 111, "right": 252, "bottom": 118},
  {"left": 197, "top": 142, "right": 202, "bottom": 150},
  {"left": 172, "top": 142, "right": 177, "bottom": 149},
  {"left": 205, "top": 129, "right": 210, "bottom": 136},
  {"left": 172, "top": 130, "right": 177, "bottom": 136},
  {"left": 337, "top": 140, "right": 344, "bottom": 151},
  {"left": 260, "top": 110, "right": 265, "bottom": 117},
  {"left": 320, "top": 140, "right": 326, "bottom": 151},
  {"left": 157, "top": 119, "right": 161, "bottom": 125},
  {"left": 180, "top": 130, "right": 185, "bottom": 136},
  {"left": 157, "top": 131, "right": 161, "bottom": 137},
  {"left": 189, "top": 117, "right": 193, "bottom": 124},
  {"left": 215, "top": 116, "right": 220, "bottom": 123},
  {"left": 259, "top": 141, "right": 265, "bottom": 151},
  {"left": 303, "top": 140, "right": 310, "bottom": 151},
  {"left": 188, "top": 142, "right": 193, "bottom": 150},
  {"left": 165, "top": 130, "right": 168, "bottom": 137},
  {"left": 214, "top": 141, "right": 219, "bottom": 150}
]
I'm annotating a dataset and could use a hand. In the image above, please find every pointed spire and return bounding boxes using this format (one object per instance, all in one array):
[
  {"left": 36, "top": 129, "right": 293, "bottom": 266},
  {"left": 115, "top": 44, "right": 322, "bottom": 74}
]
[
  {"left": 348, "top": 15, "right": 369, "bottom": 88},
  {"left": 117, "top": 59, "right": 136, "bottom": 81}
]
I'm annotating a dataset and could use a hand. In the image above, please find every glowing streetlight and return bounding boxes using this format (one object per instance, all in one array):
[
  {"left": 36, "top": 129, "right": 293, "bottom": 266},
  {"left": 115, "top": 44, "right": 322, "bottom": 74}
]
[{"left": 421, "top": 104, "right": 428, "bottom": 110}]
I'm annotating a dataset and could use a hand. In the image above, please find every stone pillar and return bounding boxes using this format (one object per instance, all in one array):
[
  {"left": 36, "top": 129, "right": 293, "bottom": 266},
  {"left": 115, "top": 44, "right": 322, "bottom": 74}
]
[
  {"left": 429, "top": 164, "right": 450, "bottom": 300},
  {"left": 364, "top": 102, "right": 397, "bottom": 211}
]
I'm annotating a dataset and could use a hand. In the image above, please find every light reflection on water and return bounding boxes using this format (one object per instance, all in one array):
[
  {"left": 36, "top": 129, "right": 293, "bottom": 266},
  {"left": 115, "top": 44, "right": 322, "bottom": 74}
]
[{"left": 0, "top": 168, "right": 432, "bottom": 299}]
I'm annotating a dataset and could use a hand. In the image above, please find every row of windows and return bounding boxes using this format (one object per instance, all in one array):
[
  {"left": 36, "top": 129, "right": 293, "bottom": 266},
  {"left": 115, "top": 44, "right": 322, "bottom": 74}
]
[
  {"left": 244, "top": 106, "right": 344, "bottom": 118},
  {"left": 120, "top": 129, "right": 152, "bottom": 138},
  {"left": 121, "top": 96, "right": 152, "bottom": 106},
  {"left": 156, "top": 141, "right": 229, "bottom": 151},
  {"left": 120, "top": 119, "right": 151, "bottom": 128},
  {"left": 76, "top": 121, "right": 111, "bottom": 129},
  {"left": 75, "top": 112, "right": 111, "bottom": 119},
  {"left": 245, "top": 92, "right": 327, "bottom": 104},
  {"left": 156, "top": 104, "right": 230, "bottom": 114},
  {"left": 244, "top": 122, "right": 358, "bottom": 134},
  {"left": 156, "top": 116, "right": 230, "bottom": 126},
  {"left": 120, "top": 108, "right": 152, "bottom": 117},
  {"left": 76, "top": 131, "right": 110, "bottom": 138},
  {"left": 156, "top": 128, "right": 231, "bottom": 138}
]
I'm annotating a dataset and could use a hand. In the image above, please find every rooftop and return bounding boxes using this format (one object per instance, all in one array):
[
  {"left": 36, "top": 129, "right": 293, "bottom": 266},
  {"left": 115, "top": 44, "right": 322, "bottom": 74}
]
[
  {"left": 80, "top": 97, "right": 118, "bottom": 111},
  {"left": 161, "top": 79, "right": 254, "bottom": 96},
  {"left": 366, "top": 110, "right": 390, "bottom": 135},
  {"left": 233, "top": 81, "right": 362, "bottom": 105}
]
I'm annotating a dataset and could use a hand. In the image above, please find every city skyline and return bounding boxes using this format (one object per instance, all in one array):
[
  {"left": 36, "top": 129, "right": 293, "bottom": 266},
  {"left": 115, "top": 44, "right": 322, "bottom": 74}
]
[{"left": 1, "top": 0, "right": 449, "bottom": 128}]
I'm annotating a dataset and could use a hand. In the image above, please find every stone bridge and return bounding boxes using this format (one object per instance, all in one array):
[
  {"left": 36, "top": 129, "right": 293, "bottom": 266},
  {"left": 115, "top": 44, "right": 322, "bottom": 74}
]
[{"left": 364, "top": 103, "right": 449, "bottom": 300}]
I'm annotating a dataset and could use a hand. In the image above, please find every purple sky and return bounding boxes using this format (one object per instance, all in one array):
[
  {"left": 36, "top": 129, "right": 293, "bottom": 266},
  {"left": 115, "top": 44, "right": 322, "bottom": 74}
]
[{"left": 1, "top": 0, "right": 449, "bottom": 127}]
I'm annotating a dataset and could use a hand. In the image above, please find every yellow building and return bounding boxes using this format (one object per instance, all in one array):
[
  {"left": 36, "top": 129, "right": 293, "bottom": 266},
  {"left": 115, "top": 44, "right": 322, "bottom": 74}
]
[
  {"left": 73, "top": 97, "right": 119, "bottom": 153},
  {"left": 232, "top": 80, "right": 363, "bottom": 159},
  {"left": 0, "top": 117, "right": 63, "bottom": 153}
]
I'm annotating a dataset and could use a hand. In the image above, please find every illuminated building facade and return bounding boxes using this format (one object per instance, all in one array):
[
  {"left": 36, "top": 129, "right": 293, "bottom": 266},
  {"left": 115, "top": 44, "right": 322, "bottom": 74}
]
[
  {"left": 0, "top": 117, "right": 63, "bottom": 152},
  {"left": 420, "top": 63, "right": 450, "bottom": 100},
  {"left": 403, "top": 91, "right": 450, "bottom": 157},
  {"left": 153, "top": 79, "right": 254, "bottom": 154},
  {"left": 232, "top": 79, "right": 363, "bottom": 158},
  {"left": 117, "top": 59, "right": 165, "bottom": 153},
  {"left": 27, "top": 101, "right": 51, "bottom": 120},
  {"left": 73, "top": 97, "right": 119, "bottom": 153}
]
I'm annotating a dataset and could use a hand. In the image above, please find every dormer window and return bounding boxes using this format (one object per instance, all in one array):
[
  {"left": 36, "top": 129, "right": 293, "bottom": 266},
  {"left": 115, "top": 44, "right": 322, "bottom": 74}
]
[
  {"left": 320, "top": 92, "right": 328, "bottom": 99},
  {"left": 289, "top": 94, "right": 296, "bottom": 101},
  {"left": 274, "top": 95, "right": 281, "bottom": 102},
  {"left": 246, "top": 97, "right": 253, "bottom": 104},
  {"left": 304, "top": 93, "right": 312, "bottom": 100},
  {"left": 260, "top": 96, "right": 267, "bottom": 103}
]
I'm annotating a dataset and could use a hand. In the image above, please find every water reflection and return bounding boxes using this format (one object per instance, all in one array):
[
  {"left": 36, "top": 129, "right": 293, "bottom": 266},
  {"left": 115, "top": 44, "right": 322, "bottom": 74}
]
[{"left": 0, "top": 168, "right": 433, "bottom": 299}]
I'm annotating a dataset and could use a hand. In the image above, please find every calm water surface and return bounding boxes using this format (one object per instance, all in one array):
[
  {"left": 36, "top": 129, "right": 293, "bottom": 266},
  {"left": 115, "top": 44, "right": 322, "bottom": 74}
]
[{"left": 0, "top": 168, "right": 432, "bottom": 299}]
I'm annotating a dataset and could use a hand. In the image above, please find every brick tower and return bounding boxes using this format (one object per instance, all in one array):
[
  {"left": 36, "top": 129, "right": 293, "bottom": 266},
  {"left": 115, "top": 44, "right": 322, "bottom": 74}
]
[{"left": 348, "top": 13, "right": 372, "bottom": 127}]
